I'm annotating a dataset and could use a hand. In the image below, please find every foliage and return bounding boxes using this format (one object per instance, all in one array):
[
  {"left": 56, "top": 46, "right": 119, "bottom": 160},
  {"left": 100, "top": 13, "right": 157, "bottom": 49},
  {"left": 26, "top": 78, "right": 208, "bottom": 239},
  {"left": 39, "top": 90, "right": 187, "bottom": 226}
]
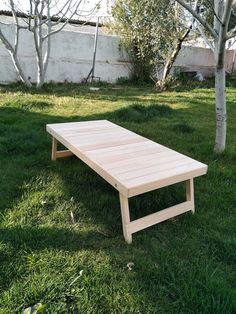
[
  {"left": 0, "top": 82, "right": 236, "bottom": 312},
  {"left": 110, "top": 0, "right": 189, "bottom": 82}
]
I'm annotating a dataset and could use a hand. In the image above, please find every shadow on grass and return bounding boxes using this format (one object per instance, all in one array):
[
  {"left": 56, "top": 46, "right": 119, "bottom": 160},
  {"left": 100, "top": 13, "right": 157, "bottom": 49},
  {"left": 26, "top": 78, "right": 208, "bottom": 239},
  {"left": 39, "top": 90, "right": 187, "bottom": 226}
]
[
  {"left": 0, "top": 102, "right": 181, "bottom": 214},
  {"left": 0, "top": 102, "right": 235, "bottom": 313},
  {"left": 0, "top": 226, "right": 112, "bottom": 252},
  {"left": 113, "top": 103, "right": 173, "bottom": 122}
]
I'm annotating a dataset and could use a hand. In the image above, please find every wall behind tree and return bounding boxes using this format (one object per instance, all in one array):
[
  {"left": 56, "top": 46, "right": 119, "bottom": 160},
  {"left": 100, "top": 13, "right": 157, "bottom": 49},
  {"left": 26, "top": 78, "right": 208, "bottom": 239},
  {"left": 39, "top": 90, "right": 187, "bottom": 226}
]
[
  {"left": 0, "top": 17, "right": 130, "bottom": 84},
  {"left": 0, "top": 15, "right": 235, "bottom": 84}
]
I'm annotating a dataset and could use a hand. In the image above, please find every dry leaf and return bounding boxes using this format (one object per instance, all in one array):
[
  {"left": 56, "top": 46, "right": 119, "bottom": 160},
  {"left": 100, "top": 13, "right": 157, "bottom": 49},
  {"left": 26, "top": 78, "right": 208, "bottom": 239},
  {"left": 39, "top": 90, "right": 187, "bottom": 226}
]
[{"left": 127, "top": 262, "right": 134, "bottom": 271}]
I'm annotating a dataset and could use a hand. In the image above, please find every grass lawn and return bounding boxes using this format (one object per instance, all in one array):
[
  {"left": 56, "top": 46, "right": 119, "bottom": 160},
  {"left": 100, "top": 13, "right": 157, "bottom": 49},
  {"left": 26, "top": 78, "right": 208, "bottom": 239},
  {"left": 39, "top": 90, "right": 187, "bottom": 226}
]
[{"left": 0, "top": 81, "right": 236, "bottom": 313}]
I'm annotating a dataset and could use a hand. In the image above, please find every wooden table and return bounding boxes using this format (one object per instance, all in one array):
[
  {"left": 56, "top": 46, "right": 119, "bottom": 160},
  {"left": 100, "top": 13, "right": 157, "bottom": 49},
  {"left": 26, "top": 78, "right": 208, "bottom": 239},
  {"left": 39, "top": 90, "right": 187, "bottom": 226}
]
[{"left": 46, "top": 120, "right": 208, "bottom": 243}]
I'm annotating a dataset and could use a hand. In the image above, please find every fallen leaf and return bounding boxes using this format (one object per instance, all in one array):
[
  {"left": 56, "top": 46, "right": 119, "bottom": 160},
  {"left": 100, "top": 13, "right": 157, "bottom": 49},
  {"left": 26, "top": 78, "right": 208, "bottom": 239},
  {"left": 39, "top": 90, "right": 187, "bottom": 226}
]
[
  {"left": 127, "top": 262, "right": 134, "bottom": 271},
  {"left": 23, "top": 303, "right": 46, "bottom": 314}
]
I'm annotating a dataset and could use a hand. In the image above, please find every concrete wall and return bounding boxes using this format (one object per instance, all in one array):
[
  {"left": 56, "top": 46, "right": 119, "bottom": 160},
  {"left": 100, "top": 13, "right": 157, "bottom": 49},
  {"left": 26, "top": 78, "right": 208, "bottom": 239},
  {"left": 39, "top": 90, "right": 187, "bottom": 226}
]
[
  {"left": 0, "top": 15, "right": 235, "bottom": 84},
  {"left": 174, "top": 46, "right": 236, "bottom": 76},
  {"left": 0, "top": 17, "right": 130, "bottom": 84}
]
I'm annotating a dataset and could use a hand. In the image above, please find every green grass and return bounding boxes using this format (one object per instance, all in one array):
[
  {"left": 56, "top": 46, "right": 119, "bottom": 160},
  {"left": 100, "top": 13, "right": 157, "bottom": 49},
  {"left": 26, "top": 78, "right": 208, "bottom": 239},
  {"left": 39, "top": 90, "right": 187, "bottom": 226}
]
[{"left": 0, "top": 82, "right": 236, "bottom": 313}]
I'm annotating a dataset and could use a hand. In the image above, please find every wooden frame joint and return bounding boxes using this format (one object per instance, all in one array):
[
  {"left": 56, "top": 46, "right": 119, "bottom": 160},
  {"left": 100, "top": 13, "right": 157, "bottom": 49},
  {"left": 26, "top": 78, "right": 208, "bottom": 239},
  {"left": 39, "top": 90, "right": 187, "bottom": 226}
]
[
  {"left": 119, "top": 178, "right": 195, "bottom": 244},
  {"left": 51, "top": 137, "right": 73, "bottom": 161}
]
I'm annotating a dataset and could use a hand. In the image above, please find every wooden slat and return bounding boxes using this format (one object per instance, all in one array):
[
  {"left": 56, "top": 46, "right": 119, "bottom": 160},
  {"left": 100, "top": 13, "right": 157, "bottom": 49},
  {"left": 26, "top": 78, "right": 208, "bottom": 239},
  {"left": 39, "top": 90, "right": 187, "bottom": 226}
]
[
  {"left": 109, "top": 153, "right": 186, "bottom": 175},
  {"left": 77, "top": 137, "right": 145, "bottom": 152},
  {"left": 56, "top": 150, "right": 74, "bottom": 158},
  {"left": 47, "top": 124, "right": 129, "bottom": 196},
  {"left": 127, "top": 163, "right": 207, "bottom": 197},
  {"left": 55, "top": 126, "right": 120, "bottom": 137},
  {"left": 86, "top": 141, "right": 158, "bottom": 158},
  {"left": 116, "top": 159, "right": 196, "bottom": 181},
  {"left": 125, "top": 161, "right": 205, "bottom": 187},
  {"left": 46, "top": 120, "right": 208, "bottom": 197},
  {"left": 66, "top": 132, "right": 141, "bottom": 146},
  {"left": 95, "top": 147, "right": 165, "bottom": 164},
  {"left": 128, "top": 200, "right": 193, "bottom": 234},
  {"left": 48, "top": 120, "right": 109, "bottom": 130},
  {"left": 103, "top": 149, "right": 182, "bottom": 170},
  {"left": 65, "top": 129, "right": 133, "bottom": 141}
]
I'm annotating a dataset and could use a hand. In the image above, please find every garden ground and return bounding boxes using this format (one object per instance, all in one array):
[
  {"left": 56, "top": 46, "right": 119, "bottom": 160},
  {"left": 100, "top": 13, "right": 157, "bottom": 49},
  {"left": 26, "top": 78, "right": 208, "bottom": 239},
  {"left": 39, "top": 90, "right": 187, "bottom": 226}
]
[{"left": 0, "top": 81, "right": 236, "bottom": 313}]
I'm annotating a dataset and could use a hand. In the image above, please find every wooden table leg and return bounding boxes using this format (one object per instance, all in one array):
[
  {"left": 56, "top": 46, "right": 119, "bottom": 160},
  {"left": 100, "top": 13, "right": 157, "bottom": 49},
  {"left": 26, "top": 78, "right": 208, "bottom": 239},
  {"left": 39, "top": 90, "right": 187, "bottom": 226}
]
[
  {"left": 52, "top": 137, "right": 58, "bottom": 161},
  {"left": 186, "top": 178, "right": 195, "bottom": 213},
  {"left": 119, "top": 193, "right": 132, "bottom": 244},
  {"left": 51, "top": 136, "right": 74, "bottom": 161}
]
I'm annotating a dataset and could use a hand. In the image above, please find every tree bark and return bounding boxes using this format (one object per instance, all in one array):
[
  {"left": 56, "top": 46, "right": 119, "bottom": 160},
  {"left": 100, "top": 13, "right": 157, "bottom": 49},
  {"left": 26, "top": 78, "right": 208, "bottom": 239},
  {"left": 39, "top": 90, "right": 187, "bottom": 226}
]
[
  {"left": 174, "top": 0, "right": 233, "bottom": 153},
  {"left": 0, "top": 28, "right": 32, "bottom": 87},
  {"left": 157, "top": 26, "right": 192, "bottom": 91},
  {"left": 214, "top": 64, "right": 227, "bottom": 152},
  {"left": 10, "top": 51, "right": 32, "bottom": 87},
  {"left": 213, "top": 0, "right": 229, "bottom": 153}
]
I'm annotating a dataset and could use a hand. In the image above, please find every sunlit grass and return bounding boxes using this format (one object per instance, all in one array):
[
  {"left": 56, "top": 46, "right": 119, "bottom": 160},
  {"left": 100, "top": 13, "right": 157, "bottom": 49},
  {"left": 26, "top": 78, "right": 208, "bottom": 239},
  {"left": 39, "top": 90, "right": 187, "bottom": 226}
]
[{"left": 0, "top": 82, "right": 236, "bottom": 313}]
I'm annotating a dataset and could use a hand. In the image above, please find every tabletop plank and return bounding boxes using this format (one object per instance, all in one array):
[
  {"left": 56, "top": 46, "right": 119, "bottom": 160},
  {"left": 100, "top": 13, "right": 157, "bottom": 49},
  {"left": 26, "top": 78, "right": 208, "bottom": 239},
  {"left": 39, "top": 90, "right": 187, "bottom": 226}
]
[{"left": 47, "top": 120, "right": 207, "bottom": 197}]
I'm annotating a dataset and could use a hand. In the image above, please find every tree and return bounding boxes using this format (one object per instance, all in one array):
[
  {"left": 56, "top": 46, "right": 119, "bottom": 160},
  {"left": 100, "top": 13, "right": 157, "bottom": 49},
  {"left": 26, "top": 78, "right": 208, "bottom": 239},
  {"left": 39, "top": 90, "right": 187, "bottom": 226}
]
[
  {"left": 110, "top": 0, "right": 193, "bottom": 88},
  {"left": 175, "top": 0, "right": 236, "bottom": 152},
  {"left": 0, "top": 0, "right": 32, "bottom": 87},
  {"left": 0, "top": 0, "right": 99, "bottom": 88},
  {"left": 27, "top": 0, "right": 86, "bottom": 88}
]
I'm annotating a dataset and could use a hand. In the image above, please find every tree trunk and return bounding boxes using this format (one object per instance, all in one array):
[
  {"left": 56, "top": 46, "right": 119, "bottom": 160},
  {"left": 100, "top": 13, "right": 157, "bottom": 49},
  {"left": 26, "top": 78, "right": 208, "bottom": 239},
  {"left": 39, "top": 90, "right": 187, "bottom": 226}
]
[
  {"left": 10, "top": 52, "right": 32, "bottom": 87},
  {"left": 214, "top": 65, "right": 227, "bottom": 152},
  {"left": 0, "top": 29, "right": 32, "bottom": 87},
  {"left": 157, "top": 27, "right": 192, "bottom": 91},
  {"left": 35, "top": 38, "right": 44, "bottom": 89},
  {"left": 36, "top": 66, "right": 44, "bottom": 89}
]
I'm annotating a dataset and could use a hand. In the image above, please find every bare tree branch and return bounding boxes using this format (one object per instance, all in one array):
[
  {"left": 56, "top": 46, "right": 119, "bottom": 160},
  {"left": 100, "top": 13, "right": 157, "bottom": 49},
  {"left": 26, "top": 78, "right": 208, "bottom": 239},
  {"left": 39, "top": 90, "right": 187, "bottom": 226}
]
[
  {"left": 217, "top": 0, "right": 233, "bottom": 61},
  {"left": 43, "top": 0, "right": 83, "bottom": 40},
  {"left": 175, "top": 0, "right": 218, "bottom": 38},
  {"left": 196, "top": 22, "right": 215, "bottom": 51},
  {"left": 0, "top": 27, "right": 14, "bottom": 53}
]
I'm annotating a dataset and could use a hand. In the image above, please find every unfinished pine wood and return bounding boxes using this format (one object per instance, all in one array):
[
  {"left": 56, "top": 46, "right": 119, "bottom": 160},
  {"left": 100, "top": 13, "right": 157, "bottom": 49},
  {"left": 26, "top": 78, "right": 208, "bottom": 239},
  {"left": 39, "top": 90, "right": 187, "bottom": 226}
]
[
  {"left": 51, "top": 137, "right": 58, "bottom": 161},
  {"left": 119, "top": 193, "right": 132, "bottom": 244},
  {"left": 129, "top": 200, "right": 193, "bottom": 234},
  {"left": 186, "top": 178, "right": 195, "bottom": 213},
  {"left": 56, "top": 150, "right": 74, "bottom": 158},
  {"left": 47, "top": 120, "right": 208, "bottom": 243}
]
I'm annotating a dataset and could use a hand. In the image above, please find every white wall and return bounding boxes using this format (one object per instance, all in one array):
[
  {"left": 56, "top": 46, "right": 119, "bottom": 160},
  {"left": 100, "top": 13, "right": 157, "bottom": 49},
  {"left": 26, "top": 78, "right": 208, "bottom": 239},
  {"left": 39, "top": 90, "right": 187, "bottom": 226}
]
[
  {"left": 0, "top": 15, "right": 235, "bottom": 85},
  {"left": 174, "top": 46, "right": 236, "bottom": 76},
  {"left": 0, "top": 17, "right": 130, "bottom": 84}
]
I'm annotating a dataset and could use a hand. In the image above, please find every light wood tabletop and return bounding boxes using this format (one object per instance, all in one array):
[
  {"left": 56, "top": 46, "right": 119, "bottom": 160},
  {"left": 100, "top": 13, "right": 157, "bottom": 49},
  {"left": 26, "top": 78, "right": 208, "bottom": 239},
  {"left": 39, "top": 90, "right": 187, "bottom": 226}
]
[{"left": 47, "top": 120, "right": 208, "bottom": 243}]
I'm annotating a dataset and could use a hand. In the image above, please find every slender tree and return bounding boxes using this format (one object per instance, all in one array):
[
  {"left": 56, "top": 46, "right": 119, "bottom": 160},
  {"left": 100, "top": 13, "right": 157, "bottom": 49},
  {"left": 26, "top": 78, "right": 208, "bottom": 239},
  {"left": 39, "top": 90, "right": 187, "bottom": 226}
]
[
  {"left": 175, "top": 0, "right": 236, "bottom": 152},
  {"left": 27, "top": 0, "right": 85, "bottom": 88},
  {"left": 0, "top": 0, "right": 32, "bottom": 87},
  {"left": 0, "top": 0, "right": 99, "bottom": 88}
]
